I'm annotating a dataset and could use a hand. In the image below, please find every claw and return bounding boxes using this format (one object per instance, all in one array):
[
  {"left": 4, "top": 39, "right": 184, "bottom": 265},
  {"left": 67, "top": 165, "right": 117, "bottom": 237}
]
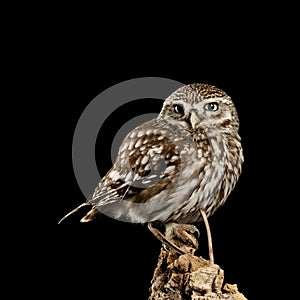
[
  {"left": 166, "top": 223, "right": 199, "bottom": 249},
  {"left": 148, "top": 223, "right": 186, "bottom": 255}
]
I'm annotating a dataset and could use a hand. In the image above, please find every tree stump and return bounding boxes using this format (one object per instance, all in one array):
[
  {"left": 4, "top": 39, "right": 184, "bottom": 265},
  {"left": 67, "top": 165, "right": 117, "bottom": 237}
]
[{"left": 148, "top": 223, "right": 247, "bottom": 300}]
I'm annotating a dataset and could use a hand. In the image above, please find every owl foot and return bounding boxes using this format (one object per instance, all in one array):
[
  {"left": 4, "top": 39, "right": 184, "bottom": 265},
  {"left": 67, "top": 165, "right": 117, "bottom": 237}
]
[
  {"left": 148, "top": 222, "right": 186, "bottom": 255},
  {"left": 167, "top": 223, "right": 200, "bottom": 249}
]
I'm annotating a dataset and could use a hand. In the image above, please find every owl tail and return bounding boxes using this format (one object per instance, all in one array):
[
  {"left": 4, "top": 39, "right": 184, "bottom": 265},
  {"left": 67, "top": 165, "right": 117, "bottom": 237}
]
[
  {"left": 80, "top": 207, "right": 101, "bottom": 223},
  {"left": 58, "top": 202, "right": 90, "bottom": 224}
]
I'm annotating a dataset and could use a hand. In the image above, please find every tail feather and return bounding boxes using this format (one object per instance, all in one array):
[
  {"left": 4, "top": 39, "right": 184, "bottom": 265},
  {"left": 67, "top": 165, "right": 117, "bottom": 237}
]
[
  {"left": 58, "top": 202, "right": 89, "bottom": 224},
  {"left": 80, "top": 208, "right": 101, "bottom": 223}
]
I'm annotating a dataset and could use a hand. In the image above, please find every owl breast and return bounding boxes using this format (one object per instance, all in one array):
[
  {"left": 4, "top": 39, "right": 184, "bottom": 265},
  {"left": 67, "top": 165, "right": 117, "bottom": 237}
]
[{"left": 164, "top": 131, "right": 243, "bottom": 224}]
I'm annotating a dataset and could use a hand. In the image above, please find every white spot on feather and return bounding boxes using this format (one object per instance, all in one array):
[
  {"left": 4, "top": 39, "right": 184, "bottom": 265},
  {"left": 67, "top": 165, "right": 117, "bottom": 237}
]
[
  {"left": 153, "top": 154, "right": 162, "bottom": 161},
  {"left": 128, "top": 140, "right": 135, "bottom": 150},
  {"left": 137, "top": 130, "right": 145, "bottom": 137},
  {"left": 120, "top": 151, "right": 127, "bottom": 159},
  {"left": 142, "top": 180, "right": 151, "bottom": 184},
  {"left": 155, "top": 147, "right": 163, "bottom": 154},
  {"left": 129, "top": 150, "right": 136, "bottom": 157},
  {"left": 120, "top": 142, "right": 128, "bottom": 152},
  {"left": 130, "top": 131, "right": 137, "bottom": 139},
  {"left": 140, "top": 145, "right": 147, "bottom": 151},
  {"left": 148, "top": 174, "right": 158, "bottom": 179},
  {"left": 174, "top": 137, "right": 182, "bottom": 142},
  {"left": 135, "top": 139, "right": 142, "bottom": 148},
  {"left": 147, "top": 149, "right": 155, "bottom": 157},
  {"left": 146, "top": 129, "right": 153, "bottom": 135},
  {"left": 135, "top": 156, "right": 142, "bottom": 166},
  {"left": 110, "top": 170, "right": 120, "bottom": 181},
  {"left": 165, "top": 165, "right": 176, "bottom": 174},
  {"left": 170, "top": 155, "right": 179, "bottom": 162},
  {"left": 141, "top": 155, "right": 149, "bottom": 165},
  {"left": 198, "top": 148, "right": 203, "bottom": 157},
  {"left": 125, "top": 172, "right": 133, "bottom": 182}
]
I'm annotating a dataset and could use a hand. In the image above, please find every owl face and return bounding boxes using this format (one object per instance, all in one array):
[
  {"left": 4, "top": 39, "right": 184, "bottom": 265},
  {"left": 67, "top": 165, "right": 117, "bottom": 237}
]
[{"left": 159, "top": 83, "right": 239, "bottom": 133}]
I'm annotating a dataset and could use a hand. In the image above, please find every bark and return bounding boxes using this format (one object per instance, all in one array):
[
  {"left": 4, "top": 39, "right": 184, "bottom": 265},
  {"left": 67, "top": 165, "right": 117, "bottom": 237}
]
[{"left": 148, "top": 223, "right": 247, "bottom": 300}]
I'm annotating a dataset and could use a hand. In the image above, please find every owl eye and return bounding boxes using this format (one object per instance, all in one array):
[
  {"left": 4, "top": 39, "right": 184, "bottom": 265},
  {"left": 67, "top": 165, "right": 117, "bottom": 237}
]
[
  {"left": 173, "top": 104, "right": 185, "bottom": 115},
  {"left": 204, "top": 102, "right": 219, "bottom": 111}
]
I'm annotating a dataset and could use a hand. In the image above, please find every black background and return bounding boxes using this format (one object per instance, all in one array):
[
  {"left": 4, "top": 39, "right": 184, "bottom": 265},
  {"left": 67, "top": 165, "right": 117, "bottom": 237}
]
[{"left": 16, "top": 10, "right": 299, "bottom": 300}]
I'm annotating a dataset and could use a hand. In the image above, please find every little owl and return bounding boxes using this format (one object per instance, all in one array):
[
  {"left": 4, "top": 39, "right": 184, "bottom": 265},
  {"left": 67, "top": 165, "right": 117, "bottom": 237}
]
[{"left": 59, "top": 83, "right": 244, "bottom": 262}]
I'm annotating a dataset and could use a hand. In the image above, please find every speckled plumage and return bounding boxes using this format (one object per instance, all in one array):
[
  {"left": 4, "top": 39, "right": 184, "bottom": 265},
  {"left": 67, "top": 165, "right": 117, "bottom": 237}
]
[{"left": 60, "top": 83, "right": 243, "bottom": 228}]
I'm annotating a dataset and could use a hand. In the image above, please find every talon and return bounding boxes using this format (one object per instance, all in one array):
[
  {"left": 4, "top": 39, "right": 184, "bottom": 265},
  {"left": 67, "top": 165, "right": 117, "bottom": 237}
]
[
  {"left": 192, "top": 226, "right": 200, "bottom": 239},
  {"left": 148, "top": 222, "right": 186, "bottom": 255},
  {"left": 185, "top": 236, "right": 195, "bottom": 246},
  {"left": 162, "top": 243, "right": 169, "bottom": 251}
]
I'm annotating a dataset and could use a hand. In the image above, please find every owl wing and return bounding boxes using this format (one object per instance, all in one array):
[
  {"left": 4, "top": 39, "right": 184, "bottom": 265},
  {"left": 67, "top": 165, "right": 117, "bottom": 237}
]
[{"left": 89, "top": 121, "right": 182, "bottom": 209}]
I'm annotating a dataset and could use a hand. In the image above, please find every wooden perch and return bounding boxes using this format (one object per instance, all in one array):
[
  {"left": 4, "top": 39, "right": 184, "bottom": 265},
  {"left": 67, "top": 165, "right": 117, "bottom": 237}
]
[{"left": 148, "top": 223, "right": 247, "bottom": 300}]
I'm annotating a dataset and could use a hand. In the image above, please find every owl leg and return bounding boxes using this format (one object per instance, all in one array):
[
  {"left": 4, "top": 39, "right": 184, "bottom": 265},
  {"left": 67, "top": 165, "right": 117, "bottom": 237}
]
[
  {"left": 166, "top": 223, "right": 199, "bottom": 249},
  {"left": 148, "top": 223, "right": 186, "bottom": 255},
  {"left": 200, "top": 209, "right": 214, "bottom": 263}
]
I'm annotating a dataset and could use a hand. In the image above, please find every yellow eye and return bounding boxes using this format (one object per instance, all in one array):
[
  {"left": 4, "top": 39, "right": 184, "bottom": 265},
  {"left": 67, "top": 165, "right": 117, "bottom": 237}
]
[{"left": 204, "top": 102, "right": 219, "bottom": 111}]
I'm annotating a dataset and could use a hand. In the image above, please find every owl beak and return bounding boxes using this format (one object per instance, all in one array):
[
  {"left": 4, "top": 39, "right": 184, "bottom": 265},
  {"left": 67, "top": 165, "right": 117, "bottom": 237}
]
[{"left": 190, "top": 111, "right": 200, "bottom": 129}]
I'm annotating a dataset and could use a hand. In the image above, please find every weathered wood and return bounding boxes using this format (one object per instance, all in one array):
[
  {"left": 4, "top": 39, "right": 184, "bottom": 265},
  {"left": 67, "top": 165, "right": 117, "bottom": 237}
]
[{"left": 148, "top": 223, "right": 247, "bottom": 300}]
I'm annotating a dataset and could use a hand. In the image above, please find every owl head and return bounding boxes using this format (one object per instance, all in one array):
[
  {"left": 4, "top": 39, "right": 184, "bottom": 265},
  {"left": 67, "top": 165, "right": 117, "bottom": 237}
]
[{"left": 159, "top": 83, "right": 240, "bottom": 134}]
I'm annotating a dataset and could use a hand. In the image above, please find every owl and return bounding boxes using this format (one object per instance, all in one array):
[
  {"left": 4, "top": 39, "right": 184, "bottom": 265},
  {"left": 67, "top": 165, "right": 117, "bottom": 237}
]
[{"left": 59, "top": 83, "right": 243, "bottom": 261}]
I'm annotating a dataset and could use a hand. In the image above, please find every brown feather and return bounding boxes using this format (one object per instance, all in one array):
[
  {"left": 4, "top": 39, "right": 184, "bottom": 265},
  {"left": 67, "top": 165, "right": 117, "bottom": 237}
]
[{"left": 80, "top": 207, "right": 101, "bottom": 222}]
